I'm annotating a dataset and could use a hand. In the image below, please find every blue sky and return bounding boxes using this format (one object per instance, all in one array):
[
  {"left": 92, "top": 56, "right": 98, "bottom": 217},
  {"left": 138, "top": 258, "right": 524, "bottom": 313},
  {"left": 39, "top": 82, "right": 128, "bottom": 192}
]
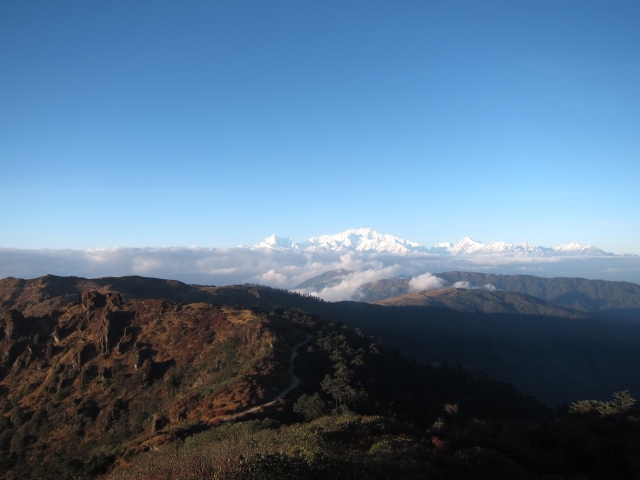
[{"left": 1, "top": 1, "right": 639, "bottom": 254}]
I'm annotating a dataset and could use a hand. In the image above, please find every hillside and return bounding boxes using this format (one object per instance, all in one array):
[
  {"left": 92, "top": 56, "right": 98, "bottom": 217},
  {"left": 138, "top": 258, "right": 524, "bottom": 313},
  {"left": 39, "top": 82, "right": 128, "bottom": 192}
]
[
  {"left": 373, "top": 287, "right": 588, "bottom": 318},
  {"left": 0, "top": 290, "right": 312, "bottom": 478},
  {"left": 3, "top": 275, "right": 640, "bottom": 407},
  {"left": 0, "top": 275, "right": 553, "bottom": 479},
  {"left": 436, "top": 271, "right": 640, "bottom": 317},
  {"left": 0, "top": 275, "right": 310, "bottom": 317},
  {"left": 1, "top": 274, "right": 640, "bottom": 479},
  {"left": 329, "top": 302, "right": 640, "bottom": 406},
  {"left": 355, "top": 272, "right": 640, "bottom": 318}
]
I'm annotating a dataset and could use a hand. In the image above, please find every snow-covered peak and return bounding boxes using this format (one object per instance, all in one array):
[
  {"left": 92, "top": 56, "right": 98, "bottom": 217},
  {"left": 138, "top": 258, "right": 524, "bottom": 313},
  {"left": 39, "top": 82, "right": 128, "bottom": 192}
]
[
  {"left": 298, "top": 228, "right": 426, "bottom": 254},
  {"left": 553, "top": 242, "right": 589, "bottom": 251},
  {"left": 484, "top": 241, "right": 520, "bottom": 253},
  {"left": 448, "top": 237, "right": 485, "bottom": 255},
  {"left": 254, "top": 234, "right": 297, "bottom": 250},
  {"left": 552, "top": 242, "right": 608, "bottom": 255}
]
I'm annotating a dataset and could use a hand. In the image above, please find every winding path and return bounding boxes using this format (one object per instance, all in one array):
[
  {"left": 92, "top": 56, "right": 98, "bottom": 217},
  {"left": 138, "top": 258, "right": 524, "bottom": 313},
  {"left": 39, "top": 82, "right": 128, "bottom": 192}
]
[
  {"left": 139, "top": 335, "right": 314, "bottom": 452},
  {"left": 216, "top": 334, "right": 313, "bottom": 424}
]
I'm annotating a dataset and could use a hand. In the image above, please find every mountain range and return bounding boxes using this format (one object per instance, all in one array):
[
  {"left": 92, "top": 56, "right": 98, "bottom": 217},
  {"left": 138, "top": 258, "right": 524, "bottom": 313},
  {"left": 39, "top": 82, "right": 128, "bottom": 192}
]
[
  {"left": 255, "top": 228, "right": 614, "bottom": 256},
  {"left": 352, "top": 271, "right": 640, "bottom": 318}
]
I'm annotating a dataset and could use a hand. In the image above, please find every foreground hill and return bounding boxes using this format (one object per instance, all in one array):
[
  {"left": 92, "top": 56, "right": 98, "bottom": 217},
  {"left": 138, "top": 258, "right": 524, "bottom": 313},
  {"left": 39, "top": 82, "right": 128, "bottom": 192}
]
[
  {"left": 0, "top": 290, "right": 309, "bottom": 478},
  {"left": 0, "top": 275, "right": 558, "bottom": 479},
  {"left": 1, "top": 274, "right": 640, "bottom": 478}
]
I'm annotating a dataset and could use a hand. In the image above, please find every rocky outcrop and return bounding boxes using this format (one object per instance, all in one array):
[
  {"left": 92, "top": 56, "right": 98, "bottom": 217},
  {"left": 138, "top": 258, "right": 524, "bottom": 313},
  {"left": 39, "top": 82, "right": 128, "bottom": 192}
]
[
  {"left": 94, "top": 307, "right": 131, "bottom": 356},
  {"left": 0, "top": 309, "right": 27, "bottom": 341},
  {"left": 81, "top": 291, "right": 123, "bottom": 311},
  {"left": 115, "top": 326, "right": 135, "bottom": 354},
  {"left": 133, "top": 346, "right": 149, "bottom": 370},
  {"left": 97, "top": 312, "right": 117, "bottom": 355},
  {"left": 52, "top": 325, "right": 61, "bottom": 343},
  {"left": 73, "top": 343, "right": 98, "bottom": 368}
]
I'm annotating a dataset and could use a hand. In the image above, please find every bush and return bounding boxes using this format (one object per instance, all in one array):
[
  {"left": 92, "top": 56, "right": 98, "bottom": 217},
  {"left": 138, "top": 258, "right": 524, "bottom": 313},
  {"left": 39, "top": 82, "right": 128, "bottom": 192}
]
[
  {"left": 10, "top": 409, "right": 26, "bottom": 428},
  {"left": 293, "top": 393, "right": 327, "bottom": 422}
]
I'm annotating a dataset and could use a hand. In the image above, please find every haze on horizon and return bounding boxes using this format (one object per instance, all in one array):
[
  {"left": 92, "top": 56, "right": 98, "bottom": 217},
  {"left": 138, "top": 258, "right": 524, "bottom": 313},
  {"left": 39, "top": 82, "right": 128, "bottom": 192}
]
[
  {"left": 2, "top": 234, "right": 640, "bottom": 301},
  {"left": 1, "top": 2, "right": 638, "bottom": 258}
]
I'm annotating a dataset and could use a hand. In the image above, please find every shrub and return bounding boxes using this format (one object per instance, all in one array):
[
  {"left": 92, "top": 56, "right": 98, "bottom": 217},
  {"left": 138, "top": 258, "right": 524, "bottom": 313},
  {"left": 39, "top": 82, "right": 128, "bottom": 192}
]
[{"left": 293, "top": 393, "right": 327, "bottom": 422}]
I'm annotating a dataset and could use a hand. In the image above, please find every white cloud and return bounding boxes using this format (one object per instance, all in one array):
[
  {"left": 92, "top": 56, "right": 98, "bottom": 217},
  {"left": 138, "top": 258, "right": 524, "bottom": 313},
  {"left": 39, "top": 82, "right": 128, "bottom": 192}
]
[
  {"left": 452, "top": 281, "right": 498, "bottom": 291},
  {"left": 1, "top": 248, "right": 640, "bottom": 302},
  {"left": 408, "top": 272, "right": 445, "bottom": 292},
  {"left": 255, "top": 269, "right": 289, "bottom": 285},
  {"left": 308, "top": 264, "right": 402, "bottom": 302},
  {"left": 290, "top": 254, "right": 407, "bottom": 301}
]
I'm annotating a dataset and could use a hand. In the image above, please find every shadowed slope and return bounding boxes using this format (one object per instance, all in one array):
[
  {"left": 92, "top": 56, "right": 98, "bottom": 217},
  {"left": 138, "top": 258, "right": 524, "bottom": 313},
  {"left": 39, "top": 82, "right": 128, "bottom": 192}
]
[{"left": 374, "top": 287, "right": 589, "bottom": 318}]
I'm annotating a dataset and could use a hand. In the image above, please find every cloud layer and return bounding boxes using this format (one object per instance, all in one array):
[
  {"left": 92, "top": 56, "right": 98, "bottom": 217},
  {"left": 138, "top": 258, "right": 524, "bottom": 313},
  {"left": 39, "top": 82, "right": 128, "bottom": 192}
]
[{"left": 1, "top": 247, "right": 639, "bottom": 301}]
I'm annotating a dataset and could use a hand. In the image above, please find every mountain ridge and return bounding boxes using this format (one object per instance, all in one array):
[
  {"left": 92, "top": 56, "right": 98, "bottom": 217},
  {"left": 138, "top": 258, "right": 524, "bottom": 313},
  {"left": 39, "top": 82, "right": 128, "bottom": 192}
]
[
  {"left": 3, "top": 273, "right": 639, "bottom": 408},
  {"left": 354, "top": 271, "right": 640, "bottom": 318},
  {"left": 254, "top": 228, "right": 614, "bottom": 256},
  {"left": 372, "top": 287, "right": 590, "bottom": 318}
]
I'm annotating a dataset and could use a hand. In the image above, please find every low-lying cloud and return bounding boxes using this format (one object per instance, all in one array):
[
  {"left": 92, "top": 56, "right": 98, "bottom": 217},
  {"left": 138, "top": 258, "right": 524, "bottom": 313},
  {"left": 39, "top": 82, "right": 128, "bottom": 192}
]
[
  {"left": 305, "top": 265, "right": 402, "bottom": 302},
  {"left": 1, "top": 247, "right": 639, "bottom": 301},
  {"left": 408, "top": 272, "right": 445, "bottom": 291},
  {"left": 452, "top": 281, "right": 497, "bottom": 291}
]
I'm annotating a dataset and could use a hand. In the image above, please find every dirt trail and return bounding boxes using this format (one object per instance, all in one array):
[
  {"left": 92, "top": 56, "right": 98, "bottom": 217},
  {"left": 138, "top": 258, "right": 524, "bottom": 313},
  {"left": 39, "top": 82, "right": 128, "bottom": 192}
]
[{"left": 217, "top": 334, "right": 313, "bottom": 423}]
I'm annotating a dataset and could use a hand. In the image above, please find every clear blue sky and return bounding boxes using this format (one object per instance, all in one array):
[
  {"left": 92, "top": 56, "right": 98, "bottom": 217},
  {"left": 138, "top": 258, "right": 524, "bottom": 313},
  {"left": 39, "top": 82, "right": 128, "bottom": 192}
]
[{"left": 1, "top": 1, "right": 639, "bottom": 253}]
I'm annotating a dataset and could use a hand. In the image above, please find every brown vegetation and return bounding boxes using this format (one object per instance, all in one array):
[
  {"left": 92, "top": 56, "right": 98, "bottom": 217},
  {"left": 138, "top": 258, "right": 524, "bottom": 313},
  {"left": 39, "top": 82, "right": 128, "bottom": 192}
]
[
  {"left": 0, "top": 282, "right": 309, "bottom": 478},
  {"left": 1, "top": 274, "right": 639, "bottom": 479}
]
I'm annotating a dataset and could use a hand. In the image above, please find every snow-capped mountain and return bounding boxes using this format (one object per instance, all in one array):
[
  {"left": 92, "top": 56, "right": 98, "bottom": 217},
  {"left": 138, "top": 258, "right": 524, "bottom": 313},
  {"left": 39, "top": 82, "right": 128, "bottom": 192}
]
[
  {"left": 441, "top": 237, "right": 546, "bottom": 256},
  {"left": 447, "top": 237, "right": 486, "bottom": 255},
  {"left": 254, "top": 234, "right": 296, "bottom": 249},
  {"left": 254, "top": 229, "right": 612, "bottom": 257},
  {"left": 552, "top": 242, "right": 607, "bottom": 255},
  {"left": 254, "top": 228, "right": 427, "bottom": 254},
  {"left": 298, "top": 228, "right": 426, "bottom": 254},
  {"left": 435, "top": 237, "right": 610, "bottom": 256}
]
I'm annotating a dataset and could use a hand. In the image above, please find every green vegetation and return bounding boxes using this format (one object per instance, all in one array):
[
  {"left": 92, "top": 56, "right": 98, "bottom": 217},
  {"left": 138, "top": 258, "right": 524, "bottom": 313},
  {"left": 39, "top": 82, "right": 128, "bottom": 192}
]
[
  {"left": 103, "top": 396, "right": 640, "bottom": 480},
  {"left": 100, "top": 413, "right": 543, "bottom": 480},
  {"left": 293, "top": 393, "right": 327, "bottom": 421},
  {"left": 569, "top": 390, "right": 636, "bottom": 416}
]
